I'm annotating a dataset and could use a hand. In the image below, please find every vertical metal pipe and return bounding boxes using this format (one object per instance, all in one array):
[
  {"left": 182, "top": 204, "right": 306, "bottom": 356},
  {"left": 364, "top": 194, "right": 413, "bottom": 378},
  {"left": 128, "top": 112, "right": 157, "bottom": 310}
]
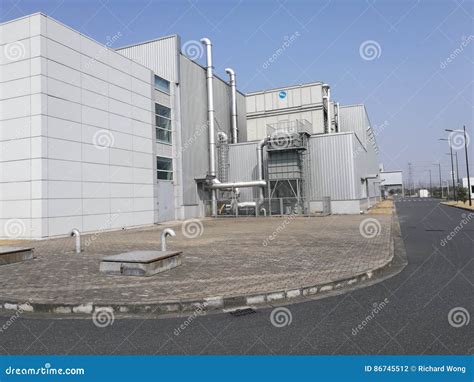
[
  {"left": 225, "top": 68, "right": 238, "bottom": 143},
  {"left": 257, "top": 138, "right": 267, "bottom": 201},
  {"left": 323, "top": 84, "right": 331, "bottom": 133},
  {"left": 160, "top": 228, "right": 176, "bottom": 251},
  {"left": 454, "top": 152, "right": 460, "bottom": 186},
  {"left": 449, "top": 144, "right": 456, "bottom": 200},
  {"left": 437, "top": 163, "right": 442, "bottom": 198},
  {"left": 200, "top": 38, "right": 217, "bottom": 216},
  {"left": 70, "top": 229, "right": 81, "bottom": 254},
  {"left": 335, "top": 102, "right": 340, "bottom": 132},
  {"left": 464, "top": 125, "right": 472, "bottom": 206}
]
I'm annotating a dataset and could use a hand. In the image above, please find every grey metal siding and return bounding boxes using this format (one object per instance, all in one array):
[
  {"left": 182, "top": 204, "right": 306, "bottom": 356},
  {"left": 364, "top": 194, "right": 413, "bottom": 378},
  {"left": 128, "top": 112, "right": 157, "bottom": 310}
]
[
  {"left": 307, "top": 133, "right": 357, "bottom": 200},
  {"left": 236, "top": 92, "right": 247, "bottom": 142},
  {"left": 227, "top": 142, "right": 260, "bottom": 201},
  {"left": 179, "top": 54, "right": 208, "bottom": 205},
  {"left": 116, "top": 36, "right": 179, "bottom": 82},
  {"left": 179, "top": 55, "right": 239, "bottom": 205},
  {"left": 339, "top": 105, "right": 368, "bottom": 147}
]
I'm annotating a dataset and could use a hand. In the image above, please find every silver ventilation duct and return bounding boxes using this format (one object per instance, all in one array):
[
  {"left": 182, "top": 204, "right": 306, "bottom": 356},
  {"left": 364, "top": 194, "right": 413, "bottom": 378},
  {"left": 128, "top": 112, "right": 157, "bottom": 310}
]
[
  {"left": 225, "top": 68, "right": 238, "bottom": 143},
  {"left": 200, "top": 38, "right": 218, "bottom": 216},
  {"left": 256, "top": 138, "right": 267, "bottom": 200},
  {"left": 323, "top": 84, "right": 331, "bottom": 133},
  {"left": 335, "top": 102, "right": 340, "bottom": 132},
  {"left": 200, "top": 38, "right": 267, "bottom": 213}
]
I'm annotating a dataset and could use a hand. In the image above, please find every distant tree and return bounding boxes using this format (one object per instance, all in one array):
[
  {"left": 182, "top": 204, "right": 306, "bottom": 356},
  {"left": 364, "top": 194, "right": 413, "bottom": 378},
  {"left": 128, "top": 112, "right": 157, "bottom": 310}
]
[{"left": 457, "top": 187, "right": 468, "bottom": 203}]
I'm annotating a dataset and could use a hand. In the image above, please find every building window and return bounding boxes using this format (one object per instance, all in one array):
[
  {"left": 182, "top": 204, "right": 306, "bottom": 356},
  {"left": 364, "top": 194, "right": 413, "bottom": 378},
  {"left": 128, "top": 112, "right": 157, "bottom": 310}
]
[
  {"left": 157, "top": 156, "right": 173, "bottom": 181},
  {"left": 154, "top": 75, "right": 170, "bottom": 94},
  {"left": 155, "top": 103, "right": 172, "bottom": 144}
]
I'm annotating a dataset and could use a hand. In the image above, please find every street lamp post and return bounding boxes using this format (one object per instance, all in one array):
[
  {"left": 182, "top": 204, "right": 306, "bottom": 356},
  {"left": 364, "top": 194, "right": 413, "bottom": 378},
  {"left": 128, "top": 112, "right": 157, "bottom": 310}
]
[
  {"left": 439, "top": 138, "right": 457, "bottom": 201},
  {"left": 446, "top": 127, "right": 471, "bottom": 206},
  {"left": 464, "top": 126, "right": 472, "bottom": 206},
  {"left": 454, "top": 152, "right": 459, "bottom": 186}
]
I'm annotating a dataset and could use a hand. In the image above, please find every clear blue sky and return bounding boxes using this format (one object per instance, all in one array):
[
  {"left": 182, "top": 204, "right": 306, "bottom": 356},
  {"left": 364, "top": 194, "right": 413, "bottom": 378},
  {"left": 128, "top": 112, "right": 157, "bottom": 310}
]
[{"left": 1, "top": 0, "right": 472, "bottom": 186}]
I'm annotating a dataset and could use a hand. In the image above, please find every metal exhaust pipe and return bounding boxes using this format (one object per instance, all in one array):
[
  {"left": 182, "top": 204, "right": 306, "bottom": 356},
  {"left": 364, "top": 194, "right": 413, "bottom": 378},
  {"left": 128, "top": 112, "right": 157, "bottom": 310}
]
[
  {"left": 257, "top": 138, "right": 268, "bottom": 200},
  {"left": 70, "top": 228, "right": 81, "bottom": 254},
  {"left": 200, "top": 38, "right": 217, "bottom": 216},
  {"left": 335, "top": 102, "right": 340, "bottom": 132},
  {"left": 225, "top": 68, "right": 238, "bottom": 143},
  {"left": 160, "top": 228, "right": 176, "bottom": 251},
  {"left": 323, "top": 84, "right": 331, "bottom": 133}
]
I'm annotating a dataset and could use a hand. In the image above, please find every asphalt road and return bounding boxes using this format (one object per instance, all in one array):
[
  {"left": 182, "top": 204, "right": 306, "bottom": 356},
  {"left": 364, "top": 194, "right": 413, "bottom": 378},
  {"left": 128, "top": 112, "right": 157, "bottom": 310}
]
[{"left": 0, "top": 199, "right": 472, "bottom": 355}]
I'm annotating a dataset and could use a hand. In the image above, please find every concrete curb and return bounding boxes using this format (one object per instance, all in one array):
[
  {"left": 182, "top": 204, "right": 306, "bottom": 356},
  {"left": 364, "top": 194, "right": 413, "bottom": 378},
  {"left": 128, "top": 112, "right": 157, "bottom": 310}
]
[
  {"left": 0, "top": 213, "right": 402, "bottom": 317},
  {"left": 440, "top": 202, "right": 474, "bottom": 213}
]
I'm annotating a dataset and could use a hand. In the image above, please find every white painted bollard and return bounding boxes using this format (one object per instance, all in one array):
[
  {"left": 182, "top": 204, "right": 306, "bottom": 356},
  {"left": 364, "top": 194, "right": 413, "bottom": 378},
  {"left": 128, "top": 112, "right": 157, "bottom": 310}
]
[
  {"left": 160, "top": 228, "right": 176, "bottom": 252},
  {"left": 70, "top": 228, "right": 81, "bottom": 254}
]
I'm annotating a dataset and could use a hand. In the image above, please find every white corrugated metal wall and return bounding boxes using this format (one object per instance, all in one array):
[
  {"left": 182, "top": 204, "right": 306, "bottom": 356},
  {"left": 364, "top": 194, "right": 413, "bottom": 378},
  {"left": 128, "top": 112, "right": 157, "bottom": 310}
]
[
  {"left": 179, "top": 54, "right": 248, "bottom": 208},
  {"left": 307, "top": 133, "right": 357, "bottom": 201},
  {"left": 116, "top": 36, "right": 179, "bottom": 82}
]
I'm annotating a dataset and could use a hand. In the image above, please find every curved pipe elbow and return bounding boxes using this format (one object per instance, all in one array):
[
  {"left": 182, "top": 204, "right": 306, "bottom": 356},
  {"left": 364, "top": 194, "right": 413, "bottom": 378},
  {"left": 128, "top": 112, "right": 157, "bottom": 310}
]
[
  {"left": 160, "top": 228, "right": 176, "bottom": 252},
  {"left": 225, "top": 68, "right": 236, "bottom": 80},
  {"left": 200, "top": 37, "right": 212, "bottom": 46}
]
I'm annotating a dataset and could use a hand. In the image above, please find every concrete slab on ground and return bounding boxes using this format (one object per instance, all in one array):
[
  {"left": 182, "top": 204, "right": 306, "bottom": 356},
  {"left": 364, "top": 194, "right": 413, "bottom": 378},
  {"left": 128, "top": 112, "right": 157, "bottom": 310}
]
[
  {"left": 100, "top": 250, "right": 182, "bottom": 276},
  {"left": 0, "top": 214, "right": 395, "bottom": 314}
]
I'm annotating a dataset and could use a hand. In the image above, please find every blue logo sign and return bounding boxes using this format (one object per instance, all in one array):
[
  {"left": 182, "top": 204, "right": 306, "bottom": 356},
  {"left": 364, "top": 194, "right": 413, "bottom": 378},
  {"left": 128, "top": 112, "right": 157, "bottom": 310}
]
[{"left": 279, "top": 90, "right": 287, "bottom": 99}]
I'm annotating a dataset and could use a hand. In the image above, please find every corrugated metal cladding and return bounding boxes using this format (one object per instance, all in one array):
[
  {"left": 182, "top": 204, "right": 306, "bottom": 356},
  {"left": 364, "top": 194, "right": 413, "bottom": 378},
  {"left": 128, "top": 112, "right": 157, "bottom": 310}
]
[
  {"left": 228, "top": 142, "right": 261, "bottom": 201},
  {"left": 339, "top": 104, "right": 381, "bottom": 199},
  {"left": 246, "top": 83, "right": 324, "bottom": 113},
  {"left": 116, "top": 36, "right": 179, "bottom": 81},
  {"left": 352, "top": 134, "right": 368, "bottom": 199},
  {"left": 307, "top": 133, "right": 357, "bottom": 200},
  {"left": 246, "top": 83, "right": 326, "bottom": 140},
  {"left": 339, "top": 105, "right": 369, "bottom": 147},
  {"left": 179, "top": 55, "right": 247, "bottom": 205}
]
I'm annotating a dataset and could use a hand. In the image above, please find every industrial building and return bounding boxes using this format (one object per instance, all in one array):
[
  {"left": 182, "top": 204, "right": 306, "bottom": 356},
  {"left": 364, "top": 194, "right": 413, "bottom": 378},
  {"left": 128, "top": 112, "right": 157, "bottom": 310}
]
[
  {"left": 0, "top": 13, "right": 382, "bottom": 239},
  {"left": 380, "top": 170, "right": 404, "bottom": 197}
]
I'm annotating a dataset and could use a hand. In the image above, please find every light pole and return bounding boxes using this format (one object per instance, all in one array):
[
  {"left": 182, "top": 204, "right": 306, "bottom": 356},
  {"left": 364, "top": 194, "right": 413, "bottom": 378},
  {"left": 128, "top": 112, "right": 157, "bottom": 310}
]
[
  {"left": 446, "top": 127, "right": 471, "bottom": 206},
  {"left": 439, "top": 138, "right": 456, "bottom": 201},
  {"left": 454, "top": 152, "right": 459, "bottom": 186}
]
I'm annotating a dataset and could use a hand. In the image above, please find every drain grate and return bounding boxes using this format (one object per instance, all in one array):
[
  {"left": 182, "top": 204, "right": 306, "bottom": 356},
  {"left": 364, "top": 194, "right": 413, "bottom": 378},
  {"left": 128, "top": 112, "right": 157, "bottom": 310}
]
[
  {"left": 229, "top": 308, "right": 257, "bottom": 317},
  {"left": 425, "top": 229, "right": 446, "bottom": 232}
]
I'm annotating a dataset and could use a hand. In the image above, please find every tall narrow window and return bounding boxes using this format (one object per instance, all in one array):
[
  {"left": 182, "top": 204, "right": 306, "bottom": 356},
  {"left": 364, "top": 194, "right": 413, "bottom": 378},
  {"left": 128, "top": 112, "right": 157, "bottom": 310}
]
[
  {"left": 155, "top": 103, "right": 172, "bottom": 144},
  {"left": 157, "top": 156, "right": 173, "bottom": 180},
  {"left": 154, "top": 75, "right": 170, "bottom": 94}
]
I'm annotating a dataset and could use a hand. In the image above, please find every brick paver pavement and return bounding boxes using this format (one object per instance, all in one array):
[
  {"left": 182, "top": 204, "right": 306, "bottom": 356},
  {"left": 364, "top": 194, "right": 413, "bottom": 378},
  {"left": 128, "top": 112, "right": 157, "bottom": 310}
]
[{"left": 0, "top": 215, "right": 392, "bottom": 305}]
